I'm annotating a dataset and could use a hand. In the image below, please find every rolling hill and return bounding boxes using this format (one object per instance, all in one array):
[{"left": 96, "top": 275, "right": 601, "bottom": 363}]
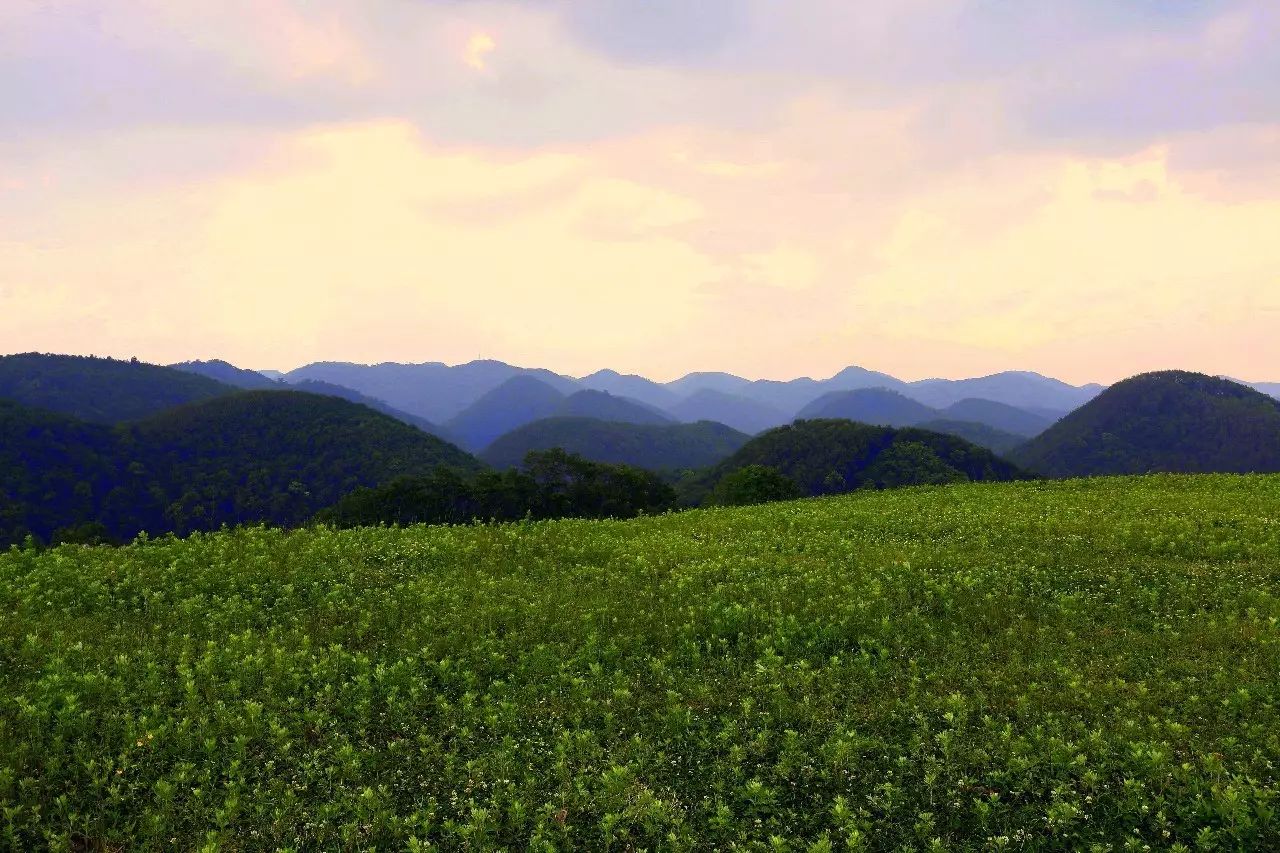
[
  {"left": 577, "top": 369, "right": 680, "bottom": 410},
  {"left": 0, "top": 391, "right": 482, "bottom": 546},
  {"left": 1011, "top": 371, "right": 1280, "bottom": 477},
  {"left": 0, "top": 353, "right": 235, "bottom": 423},
  {"left": 685, "top": 418, "right": 1028, "bottom": 504},
  {"left": 481, "top": 417, "right": 751, "bottom": 470}
]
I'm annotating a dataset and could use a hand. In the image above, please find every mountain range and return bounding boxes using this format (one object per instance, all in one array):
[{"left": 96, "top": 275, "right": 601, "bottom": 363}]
[{"left": 225, "top": 358, "right": 1111, "bottom": 436}]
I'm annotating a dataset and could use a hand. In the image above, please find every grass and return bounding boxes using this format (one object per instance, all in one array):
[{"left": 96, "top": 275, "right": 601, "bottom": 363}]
[{"left": 2, "top": 475, "right": 1279, "bottom": 850}]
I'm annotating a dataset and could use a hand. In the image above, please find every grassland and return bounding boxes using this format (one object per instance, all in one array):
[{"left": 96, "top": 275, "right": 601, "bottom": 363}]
[{"left": 3, "top": 475, "right": 1280, "bottom": 850}]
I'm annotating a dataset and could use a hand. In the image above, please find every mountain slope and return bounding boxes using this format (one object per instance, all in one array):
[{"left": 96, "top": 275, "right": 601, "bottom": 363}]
[
  {"left": 1011, "top": 371, "right": 1280, "bottom": 477},
  {"left": 668, "top": 389, "right": 790, "bottom": 435},
  {"left": 940, "top": 398, "right": 1058, "bottom": 437},
  {"left": 445, "top": 376, "right": 568, "bottom": 451},
  {"left": 916, "top": 419, "right": 1027, "bottom": 456},
  {"left": 0, "top": 400, "right": 122, "bottom": 545},
  {"left": 578, "top": 369, "right": 680, "bottom": 410},
  {"left": 287, "top": 379, "right": 457, "bottom": 442},
  {"left": 796, "top": 388, "right": 938, "bottom": 426},
  {"left": 556, "top": 390, "right": 674, "bottom": 425},
  {"left": 0, "top": 353, "right": 235, "bottom": 423},
  {"left": 685, "top": 418, "right": 1027, "bottom": 504},
  {"left": 170, "top": 359, "right": 281, "bottom": 390},
  {"left": 906, "top": 371, "right": 1103, "bottom": 411},
  {"left": 481, "top": 417, "right": 750, "bottom": 470},
  {"left": 124, "top": 391, "right": 483, "bottom": 533},
  {"left": 0, "top": 391, "right": 483, "bottom": 546}
]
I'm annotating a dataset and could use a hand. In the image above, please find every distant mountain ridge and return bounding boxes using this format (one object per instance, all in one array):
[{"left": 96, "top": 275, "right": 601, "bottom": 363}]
[{"left": 268, "top": 359, "right": 1109, "bottom": 427}]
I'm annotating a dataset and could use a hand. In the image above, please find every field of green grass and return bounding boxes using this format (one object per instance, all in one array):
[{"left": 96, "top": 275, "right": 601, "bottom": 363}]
[{"left": 3, "top": 475, "right": 1280, "bottom": 850}]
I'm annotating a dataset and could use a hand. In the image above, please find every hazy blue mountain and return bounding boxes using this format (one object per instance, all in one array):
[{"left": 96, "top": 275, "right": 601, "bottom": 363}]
[
  {"left": 445, "top": 376, "right": 567, "bottom": 452},
  {"left": 557, "top": 390, "right": 674, "bottom": 424},
  {"left": 258, "top": 370, "right": 287, "bottom": 380},
  {"left": 578, "top": 369, "right": 680, "bottom": 410},
  {"left": 665, "top": 371, "right": 753, "bottom": 398},
  {"left": 796, "top": 388, "right": 937, "bottom": 426},
  {"left": 171, "top": 359, "right": 282, "bottom": 390},
  {"left": 1012, "top": 371, "right": 1280, "bottom": 477},
  {"left": 0, "top": 353, "right": 235, "bottom": 423},
  {"left": 283, "top": 359, "right": 577, "bottom": 423},
  {"left": 940, "top": 398, "right": 1058, "bottom": 437},
  {"left": 905, "top": 371, "right": 1103, "bottom": 411},
  {"left": 1230, "top": 378, "right": 1280, "bottom": 401},
  {"left": 481, "top": 417, "right": 750, "bottom": 471},
  {"left": 916, "top": 419, "right": 1026, "bottom": 456},
  {"left": 668, "top": 389, "right": 790, "bottom": 435},
  {"left": 288, "top": 379, "right": 459, "bottom": 444}
]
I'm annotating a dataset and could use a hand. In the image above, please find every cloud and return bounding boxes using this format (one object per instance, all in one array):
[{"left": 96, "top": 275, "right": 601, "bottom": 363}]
[{"left": 3, "top": 0, "right": 1279, "bottom": 382}]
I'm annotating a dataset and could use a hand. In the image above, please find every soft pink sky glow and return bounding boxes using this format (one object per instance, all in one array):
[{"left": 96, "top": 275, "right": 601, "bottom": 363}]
[{"left": 2, "top": 1, "right": 1278, "bottom": 384}]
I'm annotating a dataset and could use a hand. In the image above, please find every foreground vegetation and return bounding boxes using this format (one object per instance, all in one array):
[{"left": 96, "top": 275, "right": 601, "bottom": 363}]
[{"left": 3, "top": 475, "right": 1280, "bottom": 850}]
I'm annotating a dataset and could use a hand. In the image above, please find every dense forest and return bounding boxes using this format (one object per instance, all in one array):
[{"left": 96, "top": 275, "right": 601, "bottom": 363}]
[
  {"left": 681, "top": 418, "right": 1029, "bottom": 504},
  {"left": 481, "top": 417, "right": 750, "bottom": 471},
  {"left": 0, "top": 392, "right": 480, "bottom": 546},
  {"left": 0, "top": 353, "right": 235, "bottom": 422},
  {"left": 1012, "top": 371, "right": 1280, "bottom": 477},
  {"left": 319, "top": 449, "right": 677, "bottom": 528}
]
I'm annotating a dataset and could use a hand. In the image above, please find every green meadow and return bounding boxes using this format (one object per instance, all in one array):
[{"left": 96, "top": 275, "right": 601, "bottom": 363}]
[{"left": 3, "top": 475, "right": 1279, "bottom": 850}]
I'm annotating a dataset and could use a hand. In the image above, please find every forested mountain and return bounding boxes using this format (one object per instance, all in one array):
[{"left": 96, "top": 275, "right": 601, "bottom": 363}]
[
  {"left": 0, "top": 353, "right": 235, "bottom": 423},
  {"left": 170, "top": 359, "right": 281, "bottom": 390},
  {"left": 0, "top": 400, "right": 121, "bottom": 546},
  {"left": 796, "top": 388, "right": 938, "bottom": 426},
  {"left": 286, "top": 380, "right": 456, "bottom": 442},
  {"left": 446, "top": 378, "right": 672, "bottom": 451},
  {"left": 481, "top": 417, "right": 750, "bottom": 471},
  {"left": 915, "top": 419, "right": 1026, "bottom": 455},
  {"left": 1011, "top": 372, "right": 1280, "bottom": 478},
  {"left": 668, "top": 389, "right": 790, "bottom": 435},
  {"left": 684, "top": 419, "right": 1027, "bottom": 505},
  {"left": 319, "top": 449, "right": 676, "bottom": 529},
  {"left": 0, "top": 392, "right": 481, "bottom": 546}
]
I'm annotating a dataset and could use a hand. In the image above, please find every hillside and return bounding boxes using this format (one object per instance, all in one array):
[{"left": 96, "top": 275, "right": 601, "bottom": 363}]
[
  {"left": 916, "top": 418, "right": 1026, "bottom": 455},
  {"left": 940, "top": 397, "right": 1058, "bottom": 436},
  {"left": 577, "top": 369, "right": 680, "bottom": 410},
  {"left": 170, "top": 359, "right": 281, "bottom": 390},
  {"left": 0, "top": 353, "right": 235, "bottom": 423},
  {"left": 796, "top": 387, "right": 937, "bottom": 426},
  {"left": 688, "top": 418, "right": 1027, "bottom": 503},
  {"left": 0, "top": 400, "right": 121, "bottom": 545},
  {"left": 0, "top": 392, "right": 482, "bottom": 545},
  {"left": 1012, "top": 371, "right": 1280, "bottom": 477},
  {"left": 126, "top": 391, "right": 482, "bottom": 532},
  {"left": 481, "top": 416, "right": 751, "bottom": 470},
  {"left": 669, "top": 388, "right": 791, "bottom": 434},
  {"left": 287, "top": 379, "right": 457, "bottom": 442},
  {"left": 5, "top": 476, "right": 1279, "bottom": 849}
]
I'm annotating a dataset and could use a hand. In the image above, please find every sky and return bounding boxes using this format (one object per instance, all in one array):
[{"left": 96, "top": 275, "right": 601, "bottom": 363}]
[{"left": 2, "top": 0, "right": 1278, "bottom": 384}]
